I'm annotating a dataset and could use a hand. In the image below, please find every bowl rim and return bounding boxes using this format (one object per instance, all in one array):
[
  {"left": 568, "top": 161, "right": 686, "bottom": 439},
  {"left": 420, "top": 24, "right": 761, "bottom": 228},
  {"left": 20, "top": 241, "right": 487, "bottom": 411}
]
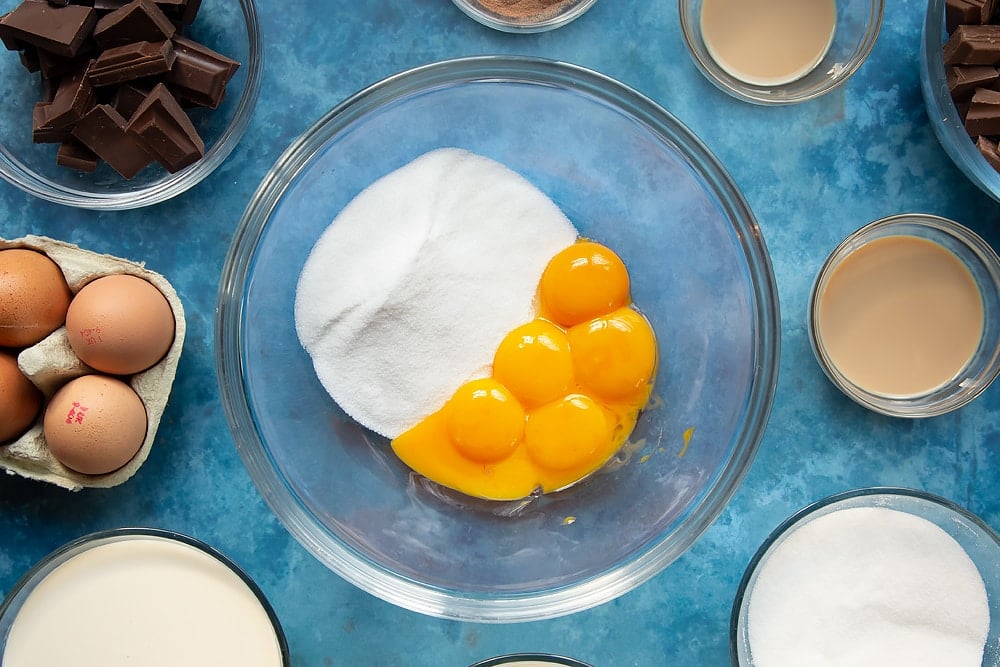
[
  {"left": 215, "top": 54, "right": 781, "bottom": 623},
  {"left": 0, "top": 0, "right": 263, "bottom": 211},
  {"left": 920, "top": 0, "right": 1000, "bottom": 203},
  {"left": 0, "top": 527, "right": 291, "bottom": 665},
  {"left": 728, "top": 486, "right": 1000, "bottom": 666},
  {"left": 678, "top": 0, "right": 885, "bottom": 105},
  {"left": 807, "top": 212, "right": 1000, "bottom": 417},
  {"left": 468, "top": 654, "right": 594, "bottom": 667},
  {"left": 451, "top": 0, "right": 598, "bottom": 33}
]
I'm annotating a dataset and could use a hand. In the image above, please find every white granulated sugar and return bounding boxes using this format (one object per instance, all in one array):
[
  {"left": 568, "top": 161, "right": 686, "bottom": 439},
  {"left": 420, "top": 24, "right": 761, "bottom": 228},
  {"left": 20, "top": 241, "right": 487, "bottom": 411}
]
[
  {"left": 747, "top": 506, "right": 990, "bottom": 667},
  {"left": 294, "top": 148, "right": 577, "bottom": 439}
]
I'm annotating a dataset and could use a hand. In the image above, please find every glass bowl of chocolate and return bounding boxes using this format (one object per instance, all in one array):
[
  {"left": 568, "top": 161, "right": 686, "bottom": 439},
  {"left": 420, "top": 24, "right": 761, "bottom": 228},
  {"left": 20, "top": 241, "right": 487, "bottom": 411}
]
[
  {"left": 216, "top": 55, "right": 780, "bottom": 622},
  {"left": 921, "top": 0, "right": 1000, "bottom": 203},
  {"left": 451, "top": 0, "right": 597, "bottom": 33},
  {"left": 0, "top": 0, "right": 261, "bottom": 210},
  {"left": 679, "top": 0, "right": 883, "bottom": 105}
]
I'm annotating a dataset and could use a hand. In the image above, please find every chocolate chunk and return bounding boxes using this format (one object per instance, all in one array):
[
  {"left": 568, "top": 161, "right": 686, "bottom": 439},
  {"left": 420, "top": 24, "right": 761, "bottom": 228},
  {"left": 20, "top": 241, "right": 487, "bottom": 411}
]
[
  {"left": 126, "top": 83, "right": 203, "bottom": 171},
  {"left": 88, "top": 38, "right": 174, "bottom": 86},
  {"left": 112, "top": 82, "right": 149, "bottom": 119},
  {"left": 56, "top": 139, "right": 98, "bottom": 172},
  {"left": 164, "top": 35, "right": 238, "bottom": 108},
  {"left": 976, "top": 136, "right": 1000, "bottom": 171},
  {"left": 71, "top": 103, "right": 153, "bottom": 178},
  {"left": 45, "top": 61, "right": 95, "bottom": 129},
  {"left": 982, "top": 0, "right": 999, "bottom": 23},
  {"left": 947, "top": 0, "right": 984, "bottom": 33},
  {"left": 944, "top": 24, "right": 1000, "bottom": 65},
  {"left": 18, "top": 45, "right": 38, "bottom": 72},
  {"left": 0, "top": 1, "right": 97, "bottom": 58},
  {"left": 965, "top": 87, "right": 1000, "bottom": 135},
  {"left": 947, "top": 65, "right": 999, "bottom": 100},
  {"left": 93, "top": 0, "right": 175, "bottom": 49},
  {"left": 32, "top": 102, "right": 72, "bottom": 143}
]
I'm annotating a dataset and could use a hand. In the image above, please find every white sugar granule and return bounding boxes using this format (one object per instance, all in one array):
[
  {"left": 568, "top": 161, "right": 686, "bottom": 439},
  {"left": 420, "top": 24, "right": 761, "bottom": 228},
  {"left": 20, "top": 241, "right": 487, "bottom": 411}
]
[
  {"left": 747, "top": 506, "right": 990, "bottom": 667},
  {"left": 294, "top": 148, "right": 577, "bottom": 438}
]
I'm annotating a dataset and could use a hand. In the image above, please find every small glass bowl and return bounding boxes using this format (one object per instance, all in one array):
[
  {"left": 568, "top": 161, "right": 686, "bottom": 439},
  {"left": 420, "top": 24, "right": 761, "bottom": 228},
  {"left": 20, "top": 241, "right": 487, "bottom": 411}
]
[
  {"left": 920, "top": 0, "right": 1000, "bottom": 203},
  {"left": 0, "top": 0, "right": 262, "bottom": 210},
  {"left": 0, "top": 528, "right": 289, "bottom": 665},
  {"left": 679, "top": 0, "right": 883, "bottom": 105},
  {"left": 808, "top": 213, "right": 1000, "bottom": 418},
  {"left": 731, "top": 488, "right": 1000, "bottom": 666},
  {"left": 470, "top": 655, "right": 593, "bottom": 667},
  {"left": 451, "top": 0, "right": 597, "bottom": 33}
]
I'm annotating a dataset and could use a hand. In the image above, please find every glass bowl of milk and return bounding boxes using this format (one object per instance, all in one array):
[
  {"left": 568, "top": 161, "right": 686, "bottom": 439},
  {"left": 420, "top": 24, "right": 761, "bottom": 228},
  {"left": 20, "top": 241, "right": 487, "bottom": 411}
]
[
  {"left": 0, "top": 528, "right": 289, "bottom": 667},
  {"left": 808, "top": 213, "right": 1000, "bottom": 417},
  {"left": 679, "top": 0, "right": 884, "bottom": 105},
  {"left": 731, "top": 487, "right": 1000, "bottom": 667}
]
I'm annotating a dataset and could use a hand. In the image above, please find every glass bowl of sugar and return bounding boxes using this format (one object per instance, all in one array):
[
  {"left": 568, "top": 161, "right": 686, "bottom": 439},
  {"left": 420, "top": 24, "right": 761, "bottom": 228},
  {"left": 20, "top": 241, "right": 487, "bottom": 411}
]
[
  {"left": 678, "top": 0, "right": 884, "bottom": 104},
  {"left": 216, "top": 55, "right": 780, "bottom": 622},
  {"left": 731, "top": 487, "right": 1000, "bottom": 666},
  {"left": 808, "top": 213, "right": 1000, "bottom": 418}
]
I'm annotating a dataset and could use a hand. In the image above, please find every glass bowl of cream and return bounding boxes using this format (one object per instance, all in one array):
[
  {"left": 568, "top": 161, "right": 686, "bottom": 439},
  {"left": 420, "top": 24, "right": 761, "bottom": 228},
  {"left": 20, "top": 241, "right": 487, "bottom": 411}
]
[
  {"left": 808, "top": 213, "right": 1000, "bottom": 417},
  {"left": 731, "top": 487, "right": 1000, "bottom": 666},
  {"left": 216, "top": 55, "right": 780, "bottom": 623},
  {"left": 678, "top": 0, "right": 883, "bottom": 105},
  {"left": 0, "top": 528, "right": 289, "bottom": 667},
  {"left": 451, "top": 0, "right": 597, "bottom": 33}
]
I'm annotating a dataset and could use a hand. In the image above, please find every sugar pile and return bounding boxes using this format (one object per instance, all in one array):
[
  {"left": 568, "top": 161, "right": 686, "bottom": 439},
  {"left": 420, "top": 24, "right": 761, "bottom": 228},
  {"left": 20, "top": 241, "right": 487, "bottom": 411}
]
[
  {"left": 746, "top": 506, "right": 990, "bottom": 666},
  {"left": 294, "top": 148, "right": 577, "bottom": 439}
]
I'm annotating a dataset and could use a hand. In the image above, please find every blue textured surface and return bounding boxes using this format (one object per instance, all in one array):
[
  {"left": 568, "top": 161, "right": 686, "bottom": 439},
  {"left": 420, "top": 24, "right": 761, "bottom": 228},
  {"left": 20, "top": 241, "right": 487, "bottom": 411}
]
[{"left": 1, "top": 1, "right": 998, "bottom": 665}]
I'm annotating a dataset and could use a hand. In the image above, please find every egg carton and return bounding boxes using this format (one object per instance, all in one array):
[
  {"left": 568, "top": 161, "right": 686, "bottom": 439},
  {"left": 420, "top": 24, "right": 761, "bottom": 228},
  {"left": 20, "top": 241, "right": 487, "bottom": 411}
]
[{"left": 0, "top": 235, "right": 186, "bottom": 491}]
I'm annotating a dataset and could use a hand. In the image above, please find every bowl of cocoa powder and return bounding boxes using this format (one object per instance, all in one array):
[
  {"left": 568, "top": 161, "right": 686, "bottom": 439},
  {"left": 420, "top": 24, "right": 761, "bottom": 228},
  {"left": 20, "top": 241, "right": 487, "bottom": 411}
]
[{"left": 451, "top": 0, "right": 597, "bottom": 33}]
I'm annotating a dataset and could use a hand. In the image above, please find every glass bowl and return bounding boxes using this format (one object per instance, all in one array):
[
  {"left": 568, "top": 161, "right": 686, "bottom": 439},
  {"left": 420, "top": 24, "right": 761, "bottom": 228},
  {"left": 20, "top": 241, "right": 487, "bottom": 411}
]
[
  {"left": 451, "top": 0, "right": 597, "bottom": 33},
  {"left": 679, "top": 0, "right": 883, "bottom": 105},
  {"left": 470, "top": 655, "right": 593, "bottom": 667},
  {"left": 216, "top": 55, "right": 780, "bottom": 622},
  {"left": 0, "top": 528, "right": 289, "bottom": 665},
  {"left": 0, "top": 0, "right": 262, "bottom": 210},
  {"left": 808, "top": 213, "right": 1000, "bottom": 418},
  {"left": 920, "top": 0, "right": 1000, "bottom": 203},
  {"left": 731, "top": 488, "right": 1000, "bottom": 666}
]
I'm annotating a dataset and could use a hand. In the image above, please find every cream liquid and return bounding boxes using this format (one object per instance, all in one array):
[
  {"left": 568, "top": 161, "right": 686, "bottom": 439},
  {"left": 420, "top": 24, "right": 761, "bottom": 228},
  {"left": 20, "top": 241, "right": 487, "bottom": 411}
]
[
  {"left": 2, "top": 537, "right": 284, "bottom": 667},
  {"left": 816, "top": 235, "right": 984, "bottom": 398},
  {"left": 700, "top": 0, "right": 837, "bottom": 86}
]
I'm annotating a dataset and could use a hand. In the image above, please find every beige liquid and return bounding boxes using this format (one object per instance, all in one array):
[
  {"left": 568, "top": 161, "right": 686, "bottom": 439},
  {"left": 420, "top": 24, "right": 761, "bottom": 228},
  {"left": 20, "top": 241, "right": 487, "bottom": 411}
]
[
  {"left": 700, "top": 0, "right": 837, "bottom": 86},
  {"left": 816, "top": 235, "right": 984, "bottom": 398},
  {"left": 2, "top": 537, "right": 284, "bottom": 667}
]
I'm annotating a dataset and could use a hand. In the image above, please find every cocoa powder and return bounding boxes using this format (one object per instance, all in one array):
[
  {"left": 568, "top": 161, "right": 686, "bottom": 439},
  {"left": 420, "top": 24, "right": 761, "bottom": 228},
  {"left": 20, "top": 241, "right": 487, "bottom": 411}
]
[{"left": 474, "top": 0, "right": 578, "bottom": 21}]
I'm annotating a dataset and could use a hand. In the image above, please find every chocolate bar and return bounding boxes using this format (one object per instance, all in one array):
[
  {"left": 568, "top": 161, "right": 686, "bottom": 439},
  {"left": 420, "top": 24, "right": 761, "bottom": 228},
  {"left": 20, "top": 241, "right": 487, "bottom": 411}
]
[
  {"left": 164, "top": 35, "right": 238, "bottom": 108},
  {"left": 88, "top": 39, "right": 174, "bottom": 86},
  {"left": 56, "top": 140, "right": 99, "bottom": 172},
  {"left": 965, "top": 87, "right": 1000, "bottom": 135},
  {"left": 944, "top": 24, "right": 1000, "bottom": 65},
  {"left": 126, "top": 83, "right": 203, "bottom": 171},
  {"left": 0, "top": 1, "right": 96, "bottom": 58},
  {"left": 947, "top": 64, "right": 999, "bottom": 99},
  {"left": 94, "top": 0, "right": 175, "bottom": 49},
  {"left": 71, "top": 103, "right": 153, "bottom": 178}
]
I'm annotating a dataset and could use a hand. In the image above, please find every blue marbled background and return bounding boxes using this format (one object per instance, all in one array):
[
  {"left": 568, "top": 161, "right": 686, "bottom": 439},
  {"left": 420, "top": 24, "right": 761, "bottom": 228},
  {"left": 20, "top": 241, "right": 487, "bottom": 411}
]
[{"left": 1, "top": 1, "right": 998, "bottom": 665}]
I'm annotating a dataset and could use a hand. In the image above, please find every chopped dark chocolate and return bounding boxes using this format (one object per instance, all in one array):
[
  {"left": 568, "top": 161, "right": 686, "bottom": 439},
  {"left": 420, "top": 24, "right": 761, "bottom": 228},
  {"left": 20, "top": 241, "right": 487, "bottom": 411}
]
[
  {"left": 947, "top": 0, "right": 983, "bottom": 33},
  {"left": 94, "top": 0, "right": 175, "bottom": 49},
  {"left": 982, "top": 0, "right": 999, "bottom": 23},
  {"left": 56, "top": 139, "right": 99, "bottom": 172},
  {"left": 164, "top": 35, "right": 238, "bottom": 108},
  {"left": 112, "top": 82, "right": 149, "bottom": 119},
  {"left": 126, "top": 83, "right": 203, "bottom": 171},
  {"left": 947, "top": 65, "right": 999, "bottom": 100},
  {"left": 965, "top": 87, "right": 1000, "bottom": 135},
  {"left": 976, "top": 136, "right": 1000, "bottom": 171},
  {"left": 45, "top": 61, "right": 95, "bottom": 129},
  {"left": 88, "top": 38, "right": 174, "bottom": 86},
  {"left": 944, "top": 24, "right": 1000, "bottom": 66},
  {"left": 0, "top": 1, "right": 96, "bottom": 58},
  {"left": 32, "top": 102, "right": 72, "bottom": 143},
  {"left": 71, "top": 103, "right": 153, "bottom": 178}
]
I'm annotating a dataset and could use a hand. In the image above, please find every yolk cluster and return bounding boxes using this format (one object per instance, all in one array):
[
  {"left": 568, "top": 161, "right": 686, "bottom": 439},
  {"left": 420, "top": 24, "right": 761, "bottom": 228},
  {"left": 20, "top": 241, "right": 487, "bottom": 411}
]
[{"left": 391, "top": 241, "right": 657, "bottom": 500}]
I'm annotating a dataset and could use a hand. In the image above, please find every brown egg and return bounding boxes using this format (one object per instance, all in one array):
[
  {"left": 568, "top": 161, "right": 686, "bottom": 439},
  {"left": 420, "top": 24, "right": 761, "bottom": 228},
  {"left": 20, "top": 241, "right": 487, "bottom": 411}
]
[
  {"left": 0, "top": 249, "right": 73, "bottom": 348},
  {"left": 0, "top": 351, "right": 42, "bottom": 442},
  {"left": 43, "top": 374, "right": 147, "bottom": 475},
  {"left": 66, "top": 274, "right": 175, "bottom": 375}
]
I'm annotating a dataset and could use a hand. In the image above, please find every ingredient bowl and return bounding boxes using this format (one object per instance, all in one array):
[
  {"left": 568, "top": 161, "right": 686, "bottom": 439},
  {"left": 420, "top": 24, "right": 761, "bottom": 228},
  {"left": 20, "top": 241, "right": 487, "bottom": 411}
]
[
  {"left": 451, "top": 0, "right": 598, "bottom": 33},
  {"left": 0, "top": 0, "right": 262, "bottom": 210},
  {"left": 731, "top": 488, "right": 1000, "bottom": 666},
  {"left": 679, "top": 0, "right": 883, "bottom": 105},
  {"left": 216, "top": 55, "right": 779, "bottom": 622}
]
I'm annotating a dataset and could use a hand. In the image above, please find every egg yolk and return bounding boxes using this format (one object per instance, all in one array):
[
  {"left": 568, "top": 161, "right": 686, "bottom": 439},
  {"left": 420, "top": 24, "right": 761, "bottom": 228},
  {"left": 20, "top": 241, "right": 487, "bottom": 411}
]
[{"left": 391, "top": 239, "right": 657, "bottom": 501}]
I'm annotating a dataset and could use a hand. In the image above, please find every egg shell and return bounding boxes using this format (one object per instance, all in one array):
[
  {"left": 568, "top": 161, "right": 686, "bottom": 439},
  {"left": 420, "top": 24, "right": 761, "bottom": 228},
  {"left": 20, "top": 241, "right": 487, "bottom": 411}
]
[
  {"left": 0, "top": 235, "right": 186, "bottom": 490},
  {"left": 0, "top": 351, "right": 43, "bottom": 443},
  {"left": 43, "top": 374, "right": 147, "bottom": 475},
  {"left": 0, "top": 248, "right": 72, "bottom": 348}
]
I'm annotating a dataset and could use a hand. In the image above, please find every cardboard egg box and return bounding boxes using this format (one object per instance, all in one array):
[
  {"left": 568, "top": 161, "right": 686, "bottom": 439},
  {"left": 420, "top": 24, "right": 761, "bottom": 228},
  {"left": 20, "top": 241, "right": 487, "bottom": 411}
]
[{"left": 0, "top": 235, "right": 185, "bottom": 490}]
